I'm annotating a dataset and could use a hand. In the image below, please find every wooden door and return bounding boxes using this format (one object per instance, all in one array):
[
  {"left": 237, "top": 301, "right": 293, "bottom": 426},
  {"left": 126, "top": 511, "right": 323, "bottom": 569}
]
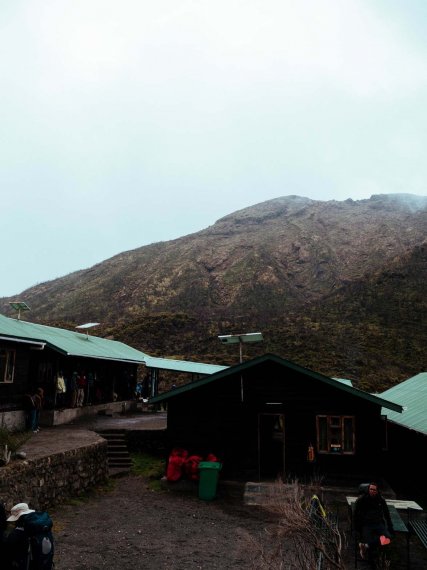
[{"left": 258, "top": 413, "right": 285, "bottom": 481}]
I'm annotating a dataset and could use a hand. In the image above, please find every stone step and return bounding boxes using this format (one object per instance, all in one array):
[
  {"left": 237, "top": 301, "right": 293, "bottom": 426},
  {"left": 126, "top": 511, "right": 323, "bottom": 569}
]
[
  {"left": 108, "top": 448, "right": 130, "bottom": 455},
  {"left": 108, "top": 456, "right": 132, "bottom": 469},
  {"left": 98, "top": 429, "right": 132, "bottom": 475},
  {"left": 108, "top": 453, "right": 132, "bottom": 462},
  {"left": 106, "top": 443, "right": 129, "bottom": 450},
  {"left": 109, "top": 467, "right": 132, "bottom": 478}
]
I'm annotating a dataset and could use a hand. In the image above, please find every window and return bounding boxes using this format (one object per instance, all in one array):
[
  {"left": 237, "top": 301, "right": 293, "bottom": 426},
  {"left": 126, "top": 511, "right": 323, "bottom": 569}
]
[
  {"left": 0, "top": 348, "right": 16, "bottom": 383},
  {"left": 316, "top": 415, "right": 355, "bottom": 454}
]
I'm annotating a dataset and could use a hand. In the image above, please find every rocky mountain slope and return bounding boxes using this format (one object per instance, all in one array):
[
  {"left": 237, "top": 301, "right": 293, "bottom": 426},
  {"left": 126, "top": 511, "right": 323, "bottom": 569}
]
[{"left": 1, "top": 193, "right": 426, "bottom": 390}]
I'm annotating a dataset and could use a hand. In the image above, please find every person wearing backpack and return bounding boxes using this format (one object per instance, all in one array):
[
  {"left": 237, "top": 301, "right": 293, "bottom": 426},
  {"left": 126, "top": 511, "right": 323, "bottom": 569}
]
[
  {"left": 4, "top": 502, "right": 54, "bottom": 570},
  {"left": 0, "top": 500, "right": 10, "bottom": 565}
]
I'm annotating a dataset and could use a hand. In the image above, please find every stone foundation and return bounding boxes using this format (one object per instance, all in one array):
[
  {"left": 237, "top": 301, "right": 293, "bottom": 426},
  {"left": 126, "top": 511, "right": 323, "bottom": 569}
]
[
  {"left": 0, "top": 409, "right": 26, "bottom": 431},
  {"left": 40, "top": 400, "right": 136, "bottom": 426},
  {"left": 0, "top": 439, "right": 108, "bottom": 511},
  {"left": 0, "top": 400, "right": 138, "bottom": 431}
]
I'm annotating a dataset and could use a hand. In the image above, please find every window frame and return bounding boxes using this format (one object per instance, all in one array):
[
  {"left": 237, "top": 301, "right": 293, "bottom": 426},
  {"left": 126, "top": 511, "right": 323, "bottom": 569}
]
[
  {"left": 316, "top": 414, "right": 355, "bottom": 455},
  {"left": 0, "top": 348, "right": 16, "bottom": 383}
]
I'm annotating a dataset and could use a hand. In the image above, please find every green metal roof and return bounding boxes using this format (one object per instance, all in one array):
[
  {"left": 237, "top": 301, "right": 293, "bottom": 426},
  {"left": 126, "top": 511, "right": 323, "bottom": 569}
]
[
  {"left": 380, "top": 373, "right": 427, "bottom": 435},
  {"left": 150, "top": 353, "right": 403, "bottom": 413},
  {"left": 0, "top": 314, "right": 229, "bottom": 373},
  {"left": 142, "top": 355, "right": 227, "bottom": 375},
  {"left": 333, "top": 378, "right": 353, "bottom": 387},
  {"left": 0, "top": 314, "right": 147, "bottom": 363}
]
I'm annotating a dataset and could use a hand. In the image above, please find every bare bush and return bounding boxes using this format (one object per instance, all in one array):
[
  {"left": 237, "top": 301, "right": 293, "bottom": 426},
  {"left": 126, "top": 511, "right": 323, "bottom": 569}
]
[{"left": 242, "top": 479, "right": 347, "bottom": 570}]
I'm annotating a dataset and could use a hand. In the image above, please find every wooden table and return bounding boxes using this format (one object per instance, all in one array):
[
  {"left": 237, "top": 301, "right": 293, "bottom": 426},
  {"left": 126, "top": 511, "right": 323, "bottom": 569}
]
[{"left": 346, "top": 496, "right": 423, "bottom": 511}]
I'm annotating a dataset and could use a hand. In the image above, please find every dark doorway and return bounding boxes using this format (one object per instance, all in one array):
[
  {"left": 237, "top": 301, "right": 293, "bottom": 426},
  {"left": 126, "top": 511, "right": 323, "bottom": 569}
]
[{"left": 258, "top": 413, "right": 285, "bottom": 480}]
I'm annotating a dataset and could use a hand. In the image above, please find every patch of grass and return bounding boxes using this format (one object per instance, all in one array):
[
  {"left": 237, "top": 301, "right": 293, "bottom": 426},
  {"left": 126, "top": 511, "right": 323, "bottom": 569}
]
[
  {"left": 131, "top": 452, "right": 166, "bottom": 490},
  {"left": 0, "top": 427, "right": 31, "bottom": 453},
  {"left": 148, "top": 479, "right": 165, "bottom": 492},
  {"left": 87, "top": 479, "right": 116, "bottom": 496}
]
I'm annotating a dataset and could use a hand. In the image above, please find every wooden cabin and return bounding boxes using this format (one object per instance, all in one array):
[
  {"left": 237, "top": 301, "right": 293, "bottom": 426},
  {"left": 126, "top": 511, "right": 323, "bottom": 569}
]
[
  {"left": 0, "top": 313, "right": 145, "bottom": 428},
  {"left": 150, "top": 354, "right": 403, "bottom": 483}
]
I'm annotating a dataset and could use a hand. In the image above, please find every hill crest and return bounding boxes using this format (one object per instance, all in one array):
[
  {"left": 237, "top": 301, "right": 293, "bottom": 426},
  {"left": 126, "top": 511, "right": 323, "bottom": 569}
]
[{"left": 1, "top": 193, "right": 426, "bottom": 390}]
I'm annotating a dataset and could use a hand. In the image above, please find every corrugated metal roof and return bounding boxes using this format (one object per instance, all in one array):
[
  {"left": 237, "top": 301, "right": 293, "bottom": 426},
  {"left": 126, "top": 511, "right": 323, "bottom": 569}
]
[
  {"left": 380, "top": 372, "right": 427, "bottom": 435},
  {"left": 142, "top": 355, "right": 228, "bottom": 375},
  {"left": 150, "top": 353, "right": 403, "bottom": 413},
  {"left": 0, "top": 314, "right": 147, "bottom": 363},
  {"left": 333, "top": 378, "right": 353, "bottom": 386}
]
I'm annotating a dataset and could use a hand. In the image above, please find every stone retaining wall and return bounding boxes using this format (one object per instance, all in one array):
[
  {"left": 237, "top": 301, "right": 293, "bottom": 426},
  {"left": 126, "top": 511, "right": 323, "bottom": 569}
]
[
  {"left": 0, "top": 428, "right": 169, "bottom": 514},
  {"left": 0, "top": 440, "right": 108, "bottom": 511}
]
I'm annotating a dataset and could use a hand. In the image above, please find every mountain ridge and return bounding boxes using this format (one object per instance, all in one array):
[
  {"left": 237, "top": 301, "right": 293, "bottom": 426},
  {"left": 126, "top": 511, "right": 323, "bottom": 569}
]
[{"left": 1, "top": 193, "right": 426, "bottom": 391}]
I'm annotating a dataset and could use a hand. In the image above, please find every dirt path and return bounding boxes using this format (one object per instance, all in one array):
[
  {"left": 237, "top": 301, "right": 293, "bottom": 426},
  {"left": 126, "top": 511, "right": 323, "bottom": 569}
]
[
  {"left": 52, "top": 475, "right": 273, "bottom": 570},
  {"left": 52, "top": 474, "right": 427, "bottom": 570}
]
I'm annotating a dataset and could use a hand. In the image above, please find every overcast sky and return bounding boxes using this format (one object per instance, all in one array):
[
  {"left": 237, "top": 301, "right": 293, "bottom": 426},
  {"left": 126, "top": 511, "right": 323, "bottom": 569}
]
[{"left": 1, "top": 1, "right": 426, "bottom": 298}]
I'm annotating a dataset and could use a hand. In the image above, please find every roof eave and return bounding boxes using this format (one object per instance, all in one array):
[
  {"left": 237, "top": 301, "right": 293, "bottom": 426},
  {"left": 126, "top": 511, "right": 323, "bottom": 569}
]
[
  {"left": 387, "top": 418, "right": 427, "bottom": 436},
  {"left": 149, "top": 353, "right": 404, "bottom": 412},
  {"left": 65, "top": 352, "right": 144, "bottom": 364}
]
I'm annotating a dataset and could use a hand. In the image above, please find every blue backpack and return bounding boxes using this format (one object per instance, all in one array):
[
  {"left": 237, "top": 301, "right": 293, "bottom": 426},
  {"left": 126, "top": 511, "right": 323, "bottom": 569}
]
[{"left": 22, "top": 511, "right": 54, "bottom": 570}]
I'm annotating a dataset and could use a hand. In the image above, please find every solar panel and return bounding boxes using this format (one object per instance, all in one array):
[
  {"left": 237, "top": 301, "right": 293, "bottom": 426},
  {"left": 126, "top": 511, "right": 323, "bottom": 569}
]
[
  {"left": 75, "top": 323, "right": 100, "bottom": 329},
  {"left": 218, "top": 332, "right": 263, "bottom": 344},
  {"left": 9, "top": 301, "right": 30, "bottom": 320}
]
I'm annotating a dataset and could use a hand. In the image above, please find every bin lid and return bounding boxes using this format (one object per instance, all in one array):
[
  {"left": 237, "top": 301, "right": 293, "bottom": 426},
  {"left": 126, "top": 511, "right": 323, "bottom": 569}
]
[{"left": 199, "top": 461, "right": 222, "bottom": 470}]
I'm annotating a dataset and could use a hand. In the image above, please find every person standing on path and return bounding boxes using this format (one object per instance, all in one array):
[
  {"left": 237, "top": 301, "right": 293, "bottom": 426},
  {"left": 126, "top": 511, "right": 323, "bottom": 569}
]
[
  {"left": 76, "top": 371, "right": 86, "bottom": 407},
  {"left": 69, "top": 371, "right": 78, "bottom": 408},
  {"left": 31, "top": 388, "right": 44, "bottom": 433},
  {"left": 354, "top": 481, "right": 394, "bottom": 563},
  {"left": 23, "top": 393, "right": 35, "bottom": 431}
]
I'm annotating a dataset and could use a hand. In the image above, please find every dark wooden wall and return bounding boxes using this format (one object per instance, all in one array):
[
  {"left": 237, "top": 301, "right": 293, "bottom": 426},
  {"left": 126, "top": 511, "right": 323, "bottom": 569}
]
[
  {"left": 382, "top": 422, "right": 427, "bottom": 509},
  {"left": 166, "top": 360, "right": 386, "bottom": 482},
  {"left": 0, "top": 342, "right": 31, "bottom": 409},
  {"left": 0, "top": 341, "right": 139, "bottom": 412}
]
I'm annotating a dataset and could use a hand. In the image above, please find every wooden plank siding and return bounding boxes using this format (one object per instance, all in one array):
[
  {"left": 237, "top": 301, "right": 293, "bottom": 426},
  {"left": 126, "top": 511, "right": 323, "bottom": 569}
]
[
  {"left": 0, "top": 340, "right": 139, "bottom": 412},
  {"left": 165, "top": 359, "right": 388, "bottom": 481},
  {"left": 0, "top": 341, "right": 31, "bottom": 409}
]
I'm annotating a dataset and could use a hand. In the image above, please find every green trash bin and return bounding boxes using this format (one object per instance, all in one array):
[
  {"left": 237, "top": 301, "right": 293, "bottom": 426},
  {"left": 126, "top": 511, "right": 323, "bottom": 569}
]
[{"left": 198, "top": 461, "right": 222, "bottom": 501}]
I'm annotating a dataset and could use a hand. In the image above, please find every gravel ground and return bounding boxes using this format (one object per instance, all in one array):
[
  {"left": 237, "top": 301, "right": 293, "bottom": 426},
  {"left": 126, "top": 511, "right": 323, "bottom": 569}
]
[
  {"left": 51, "top": 473, "right": 427, "bottom": 570},
  {"left": 29, "top": 411, "right": 425, "bottom": 570},
  {"left": 52, "top": 474, "right": 273, "bottom": 570}
]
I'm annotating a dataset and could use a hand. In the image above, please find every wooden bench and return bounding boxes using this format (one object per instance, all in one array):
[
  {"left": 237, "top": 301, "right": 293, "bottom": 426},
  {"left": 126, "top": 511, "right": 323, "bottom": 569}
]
[
  {"left": 408, "top": 509, "right": 427, "bottom": 554},
  {"left": 346, "top": 496, "right": 423, "bottom": 512}
]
